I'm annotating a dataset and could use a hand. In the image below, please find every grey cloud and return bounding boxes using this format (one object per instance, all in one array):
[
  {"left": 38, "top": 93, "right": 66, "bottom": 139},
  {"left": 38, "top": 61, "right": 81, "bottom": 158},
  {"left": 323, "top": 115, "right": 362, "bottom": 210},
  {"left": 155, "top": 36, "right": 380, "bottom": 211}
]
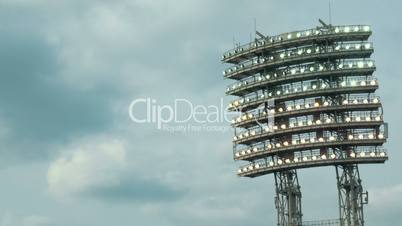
[
  {"left": 84, "top": 178, "right": 186, "bottom": 203},
  {"left": 0, "top": 5, "right": 130, "bottom": 163},
  {"left": 0, "top": 28, "right": 114, "bottom": 160},
  {"left": 0, "top": 0, "right": 400, "bottom": 226}
]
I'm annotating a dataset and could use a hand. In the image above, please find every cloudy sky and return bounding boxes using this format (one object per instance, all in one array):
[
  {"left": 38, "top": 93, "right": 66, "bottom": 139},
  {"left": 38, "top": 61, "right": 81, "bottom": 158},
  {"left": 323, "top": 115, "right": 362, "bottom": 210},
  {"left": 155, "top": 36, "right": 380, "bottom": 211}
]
[{"left": 0, "top": 0, "right": 401, "bottom": 225}]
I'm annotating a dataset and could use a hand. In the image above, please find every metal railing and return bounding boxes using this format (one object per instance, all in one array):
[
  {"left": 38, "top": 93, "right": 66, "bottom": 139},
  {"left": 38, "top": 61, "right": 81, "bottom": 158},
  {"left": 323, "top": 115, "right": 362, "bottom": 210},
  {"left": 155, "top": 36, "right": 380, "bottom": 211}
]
[
  {"left": 228, "top": 79, "right": 378, "bottom": 111},
  {"left": 223, "top": 42, "right": 372, "bottom": 78},
  {"left": 234, "top": 115, "right": 383, "bottom": 139},
  {"left": 234, "top": 133, "right": 386, "bottom": 160},
  {"left": 226, "top": 59, "right": 375, "bottom": 94},
  {"left": 237, "top": 148, "right": 387, "bottom": 176},
  {"left": 222, "top": 24, "right": 371, "bottom": 60},
  {"left": 232, "top": 96, "right": 381, "bottom": 126},
  {"left": 302, "top": 219, "right": 341, "bottom": 226}
]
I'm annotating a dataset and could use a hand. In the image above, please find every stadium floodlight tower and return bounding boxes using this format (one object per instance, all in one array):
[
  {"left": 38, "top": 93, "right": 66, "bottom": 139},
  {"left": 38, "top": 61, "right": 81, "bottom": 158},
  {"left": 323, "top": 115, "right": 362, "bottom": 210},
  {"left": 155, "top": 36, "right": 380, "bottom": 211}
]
[{"left": 222, "top": 20, "right": 388, "bottom": 226}]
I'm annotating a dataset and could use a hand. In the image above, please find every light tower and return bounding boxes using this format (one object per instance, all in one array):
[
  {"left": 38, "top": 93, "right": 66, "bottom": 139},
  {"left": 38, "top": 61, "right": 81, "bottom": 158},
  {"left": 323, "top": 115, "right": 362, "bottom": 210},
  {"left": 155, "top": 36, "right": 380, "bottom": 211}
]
[{"left": 222, "top": 21, "right": 388, "bottom": 226}]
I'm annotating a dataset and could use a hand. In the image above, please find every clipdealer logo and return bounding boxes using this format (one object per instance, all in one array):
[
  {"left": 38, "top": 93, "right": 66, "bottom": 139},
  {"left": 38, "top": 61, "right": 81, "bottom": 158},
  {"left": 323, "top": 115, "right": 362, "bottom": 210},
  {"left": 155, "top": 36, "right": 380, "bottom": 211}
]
[{"left": 128, "top": 98, "right": 239, "bottom": 131}]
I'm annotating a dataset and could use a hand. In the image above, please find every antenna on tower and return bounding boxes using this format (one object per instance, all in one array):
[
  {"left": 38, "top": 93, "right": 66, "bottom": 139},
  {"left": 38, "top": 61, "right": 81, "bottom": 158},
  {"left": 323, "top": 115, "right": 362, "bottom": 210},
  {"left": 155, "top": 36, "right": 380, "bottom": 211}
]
[
  {"left": 329, "top": 0, "right": 332, "bottom": 25},
  {"left": 233, "top": 35, "right": 236, "bottom": 48},
  {"left": 254, "top": 18, "right": 257, "bottom": 41}
]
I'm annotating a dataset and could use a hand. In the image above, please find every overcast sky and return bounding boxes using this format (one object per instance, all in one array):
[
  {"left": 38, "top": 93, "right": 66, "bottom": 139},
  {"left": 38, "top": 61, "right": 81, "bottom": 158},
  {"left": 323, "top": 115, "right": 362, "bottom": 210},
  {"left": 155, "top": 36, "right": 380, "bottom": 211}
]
[{"left": 0, "top": 0, "right": 401, "bottom": 226}]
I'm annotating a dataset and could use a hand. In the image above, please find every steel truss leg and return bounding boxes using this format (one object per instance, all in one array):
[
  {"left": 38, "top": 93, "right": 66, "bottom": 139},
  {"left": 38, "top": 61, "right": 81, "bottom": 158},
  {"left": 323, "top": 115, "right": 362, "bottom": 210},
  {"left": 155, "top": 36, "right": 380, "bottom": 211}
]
[
  {"left": 275, "top": 170, "right": 302, "bottom": 226},
  {"left": 336, "top": 165, "right": 368, "bottom": 226}
]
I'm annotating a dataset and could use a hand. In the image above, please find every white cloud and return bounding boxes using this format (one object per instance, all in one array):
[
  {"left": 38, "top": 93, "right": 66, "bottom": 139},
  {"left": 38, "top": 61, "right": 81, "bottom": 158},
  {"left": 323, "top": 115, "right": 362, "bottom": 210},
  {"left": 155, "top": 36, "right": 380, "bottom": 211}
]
[{"left": 47, "top": 136, "right": 126, "bottom": 197}]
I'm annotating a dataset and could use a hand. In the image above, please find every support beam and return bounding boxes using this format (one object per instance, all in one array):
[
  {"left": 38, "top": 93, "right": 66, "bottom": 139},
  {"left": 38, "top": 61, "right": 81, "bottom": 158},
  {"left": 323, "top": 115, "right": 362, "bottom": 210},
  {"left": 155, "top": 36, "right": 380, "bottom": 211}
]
[
  {"left": 319, "top": 18, "right": 329, "bottom": 27},
  {"left": 336, "top": 165, "right": 368, "bottom": 226},
  {"left": 256, "top": 30, "right": 266, "bottom": 39},
  {"left": 275, "top": 170, "right": 302, "bottom": 226}
]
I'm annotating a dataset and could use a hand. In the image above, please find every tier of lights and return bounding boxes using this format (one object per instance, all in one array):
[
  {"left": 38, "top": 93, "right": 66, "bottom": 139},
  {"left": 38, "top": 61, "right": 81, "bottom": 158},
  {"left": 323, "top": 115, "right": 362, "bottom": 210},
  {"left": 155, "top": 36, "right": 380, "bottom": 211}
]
[
  {"left": 233, "top": 116, "right": 384, "bottom": 145},
  {"left": 223, "top": 24, "right": 387, "bottom": 177},
  {"left": 226, "top": 59, "right": 375, "bottom": 96},
  {"left": 228, "top": 79, "right": 378, "bottom": 112},
  {"left": 237, "top": 148, "right": 387, "bottom": 178},
  {"left": 223, "top": 25, "right": 372, "bottom": 64},
  {"left": 232, "top": 97, "right": 381, "bottom": 128},
  {"left": 223, "top": 42, "right": 373, "bottom": 80},
  {"left": 235, "top": 133, "right": 386, "bottom": 161}
]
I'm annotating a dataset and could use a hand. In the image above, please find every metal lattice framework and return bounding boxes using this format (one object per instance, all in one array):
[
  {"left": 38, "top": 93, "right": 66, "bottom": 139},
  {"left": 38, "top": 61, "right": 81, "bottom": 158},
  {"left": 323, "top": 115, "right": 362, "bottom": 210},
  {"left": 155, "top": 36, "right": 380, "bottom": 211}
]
[
  {"left": 222, "top": 21, "right": 388, "bottom": 226},
  {"left": 275, "top": 170, "right": 302, "bottom": 226}
]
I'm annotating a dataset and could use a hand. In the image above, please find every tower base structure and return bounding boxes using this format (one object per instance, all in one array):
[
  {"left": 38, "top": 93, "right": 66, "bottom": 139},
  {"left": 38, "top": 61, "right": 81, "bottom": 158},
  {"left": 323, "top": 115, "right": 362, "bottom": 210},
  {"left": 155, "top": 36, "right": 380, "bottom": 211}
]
[
  {"left": 275, "top": 170, "right": 303, "bottom": 226},
  {"left": 336, "top": 165, "right": 368, "bottom": 226},
  {"left": 273, "top": 165, "right": 369, "bottom": 226}
]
